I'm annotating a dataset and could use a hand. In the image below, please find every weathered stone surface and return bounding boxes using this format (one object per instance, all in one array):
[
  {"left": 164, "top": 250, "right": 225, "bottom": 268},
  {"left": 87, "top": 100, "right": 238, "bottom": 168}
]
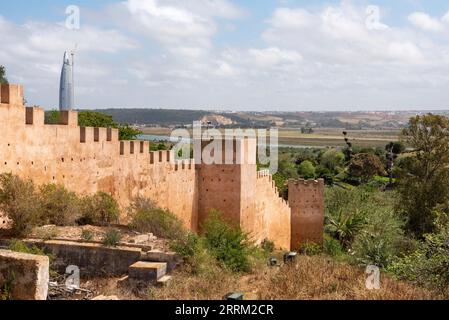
[
  {"left": 131, "top": 234, "right": 150, "bottom": 244},
  {"left": 0, "top": 249, "right": 49, "bottom": 300},
  {"left": 288, "top": 179, "right": 325, "bottom": 250},
  {"left": 142, "top": 250, "right": 182, "bottom": 272},
  {"left": 128, "top": 262, "right": 167, "bottom": 282},
  {"left": 29, "top": 240, "right": 142, "bottom": 276},
  {"left": 156, "top": 275, "right": 172, "bottom": 287}
]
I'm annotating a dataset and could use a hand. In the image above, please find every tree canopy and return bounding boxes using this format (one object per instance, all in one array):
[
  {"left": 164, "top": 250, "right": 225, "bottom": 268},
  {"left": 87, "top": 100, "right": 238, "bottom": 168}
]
[
  {"left": 396, "top": 114, "right": 449, "bottom": 237},
  {"left": 298, "top": 160, "right": 316, "bottom": 179},
  {"left": 0, "top": 65, "right": 8, "bottom": 84},
  {"left": 348, "top": 153, "right": 385, "bottom": 183}
]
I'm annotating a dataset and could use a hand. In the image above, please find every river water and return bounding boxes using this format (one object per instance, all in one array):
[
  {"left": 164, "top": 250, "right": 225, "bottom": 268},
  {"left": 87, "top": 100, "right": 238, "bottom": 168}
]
[{"left": 138, "top": 134, "right": 327, "bottom": 149}]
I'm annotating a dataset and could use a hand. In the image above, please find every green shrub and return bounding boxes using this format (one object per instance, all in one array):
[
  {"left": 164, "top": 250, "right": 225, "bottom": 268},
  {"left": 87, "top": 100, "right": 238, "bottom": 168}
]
[
  {"left": 202, "top": 210, "right": 255, "bottom": 273},
  {"left": 129, "top": 199, "right": 184, "bottom": 240},
  {"left": 297, "top": 160, "right": 316, "bottom": 179},
  {"left": 81, "top": 230, "right": 93, "bottom": 241},
  {"left": 0, "top": 173, "right": 42, "bottom": 237},
  {"left": 79, "top": 192, "right": 119, "bottom": 226},
  {"left": 325, "top": 186, "right": 405, "bottom": 268},
  {"left": 261, "top": 239, "right": 275, "bottom": 254},
  {"left": 325, "top": 187, "right": 397, "bottom": 247},
  {"left": 299, "top": 242, "right": 323, "bottom": 256},
  {"left": 320, "top": 149, "right": 345, "bottom": 173},
  {"left": 0, "top": 271, "right": 14, "bottom": 301},
  {"left": 102, "top": 229, "right": 121, "bottom": 247},
  {"left": 352, "top": 207, "right": 405, "bottom": 268},
  {"left": 323, "top": 233, "right": 344, "bottom": 257},
  {"left": 128, "top": 196, "right": 157, "bottom": 213},
  {"left": 170, "top": 232, "right": 211, "bottom": 274},
  {"left": 39, "top": 184, "right": 81, "bottom": 226},
  {"left": 170, "top": 232, "right": 200, "bottom": 259},
  {"left": 388, "top": 226, "right": 449, "bottom": 291},
  {"left": 348, "top": 153, "right": 385, "bottom": 183},
  {"left": 8, "top": 239, "right": 46, "bottom": 256}
]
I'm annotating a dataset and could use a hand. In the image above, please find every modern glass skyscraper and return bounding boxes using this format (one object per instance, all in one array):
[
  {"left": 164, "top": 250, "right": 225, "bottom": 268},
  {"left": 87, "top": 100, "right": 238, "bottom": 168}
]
[{"left": 59, "top": 51, "right": 74, "bottom": 111}]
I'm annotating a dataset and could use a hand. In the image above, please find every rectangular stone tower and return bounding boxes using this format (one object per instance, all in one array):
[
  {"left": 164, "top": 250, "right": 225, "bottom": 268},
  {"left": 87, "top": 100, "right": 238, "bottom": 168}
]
[
  {"left": 288, "top": 179, "right": 325, "bottom": 250},
  {"left": 195, "top": 137, "right": 257, "bottom": 230}
]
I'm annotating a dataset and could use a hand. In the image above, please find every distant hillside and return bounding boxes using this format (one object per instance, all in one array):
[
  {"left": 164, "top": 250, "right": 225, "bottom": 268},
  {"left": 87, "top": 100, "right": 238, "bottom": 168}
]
[
  {"left": 97, "top": 109, "right": 211, "bottom": 126},
  {"left": 84, "top": 108, "right": 419, "bottom": 129}
]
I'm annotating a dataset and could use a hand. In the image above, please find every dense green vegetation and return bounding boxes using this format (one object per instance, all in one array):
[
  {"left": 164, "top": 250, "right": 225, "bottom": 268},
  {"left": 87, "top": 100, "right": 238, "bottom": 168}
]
[
  {"left": 102, "top": 229, "right": 122, "bottom": 247},
  {"left": 129, "top": 197, "right": 184, "bottom": 240},
  {"left": 271, "top": 113, "right": 449, "bottom": 295},
  {"left": 0, "top": 173, "right": 120, "bottom": 236},
  {"left": 0, "top": 65, "right": 8, "bottom": 84}
]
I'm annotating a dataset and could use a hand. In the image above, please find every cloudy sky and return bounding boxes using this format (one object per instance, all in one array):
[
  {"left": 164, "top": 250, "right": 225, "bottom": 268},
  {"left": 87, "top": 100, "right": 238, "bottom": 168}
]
[{"left": 2, "top": 0, "right": 449, "bottom": 111}]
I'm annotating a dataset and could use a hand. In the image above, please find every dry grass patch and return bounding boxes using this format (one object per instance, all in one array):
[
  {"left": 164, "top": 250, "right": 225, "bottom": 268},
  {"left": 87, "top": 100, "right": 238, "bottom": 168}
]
[
  {"left": 259, "top": 256, "right": 439, "bottom": 300},
  {"left": 152, "top": 255, "right": 441, "bottom": 300}
]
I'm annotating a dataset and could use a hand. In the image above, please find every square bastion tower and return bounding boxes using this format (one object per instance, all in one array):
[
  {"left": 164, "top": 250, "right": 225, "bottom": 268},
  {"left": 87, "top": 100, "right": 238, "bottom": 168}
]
[{"left": 194, "top": 137, "right": 322, "bottom": 250}]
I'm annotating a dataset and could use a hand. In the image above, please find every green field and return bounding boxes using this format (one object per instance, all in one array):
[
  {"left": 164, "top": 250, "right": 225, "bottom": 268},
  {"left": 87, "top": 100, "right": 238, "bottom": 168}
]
[{"left": 141, "top": 127, "right": 401, "bottom": 148}]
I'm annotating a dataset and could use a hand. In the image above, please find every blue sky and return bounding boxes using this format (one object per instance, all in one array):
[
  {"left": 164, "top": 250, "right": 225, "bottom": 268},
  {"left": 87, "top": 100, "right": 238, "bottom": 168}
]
[{"left": 2, "top": 0, "right": 449, "bottom": 110}]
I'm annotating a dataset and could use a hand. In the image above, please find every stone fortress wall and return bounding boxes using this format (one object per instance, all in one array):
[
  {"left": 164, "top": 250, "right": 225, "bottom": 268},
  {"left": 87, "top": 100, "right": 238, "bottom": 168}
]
[{"left": 0, "top": 84, "right": 324, "bottom": 250}]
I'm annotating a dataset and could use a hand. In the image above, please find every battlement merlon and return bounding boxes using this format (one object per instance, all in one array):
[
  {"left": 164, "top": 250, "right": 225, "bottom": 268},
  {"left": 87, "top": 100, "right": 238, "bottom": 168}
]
[
  {"left": 288, "top": 178, "right": 325, "bottom": 188},
  {"left": 59, "top": 110, "right": 78, "bottom": 127},
  {"left": 0, "top": 84, "right": 24, "bottom": 106}
]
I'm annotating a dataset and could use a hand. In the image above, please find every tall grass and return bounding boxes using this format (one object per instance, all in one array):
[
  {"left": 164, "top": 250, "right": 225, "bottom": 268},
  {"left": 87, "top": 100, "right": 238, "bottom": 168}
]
[{"left": 151, "top": 255, "right": 440, "bottom": 300}]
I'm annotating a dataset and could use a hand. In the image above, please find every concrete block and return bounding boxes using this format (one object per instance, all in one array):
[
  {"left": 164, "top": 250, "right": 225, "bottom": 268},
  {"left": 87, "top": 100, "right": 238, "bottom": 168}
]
[
  {"left": 128, "top": 262, "right": 167, "bottom": 282},
  {"left": 130, "top": 234, "right": 150, "bottom": 244},
  {"left": 30, "top": 240, "right": 142, "bottom": 276},
  {"left": 142, "top": 250, "right": 181, "bottom": 272},
  {"left": 156, "top": 275, "right": 172, "bottom": 287},
  {"left": 0, "top": 249, "right": 49, "bottom": 300}
]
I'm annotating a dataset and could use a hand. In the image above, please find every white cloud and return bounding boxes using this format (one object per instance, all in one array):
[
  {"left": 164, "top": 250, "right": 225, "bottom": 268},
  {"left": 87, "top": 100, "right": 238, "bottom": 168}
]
[
  {"left": 248, "top": 47, "right": 303, "bottom": 68},
  {"left": 110, "top": 0, "right": 244, "bottom": 49},
  {"left": 262, "top": 4, "right": 432, "bottom": 66},
  {"left": 268, "top": 8, "right": 314, "bottom": 29},
  {"left": 443, "top": 11, "right": 449, "bottom": 23},
  {"left": 170, "top": 0, "right": 246, "bottom": 19},
  {"left": 0, "top": 15, "right": 137, "bottom": 107},
  {"left": 408, "top": 12, "right": 443, "bottom": 31},
  {"left": 4, "top": 1, "right": 449, "bottom": 110},
  {"left": 123, "top": 0, "right": 215, "bottom": 45}
]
